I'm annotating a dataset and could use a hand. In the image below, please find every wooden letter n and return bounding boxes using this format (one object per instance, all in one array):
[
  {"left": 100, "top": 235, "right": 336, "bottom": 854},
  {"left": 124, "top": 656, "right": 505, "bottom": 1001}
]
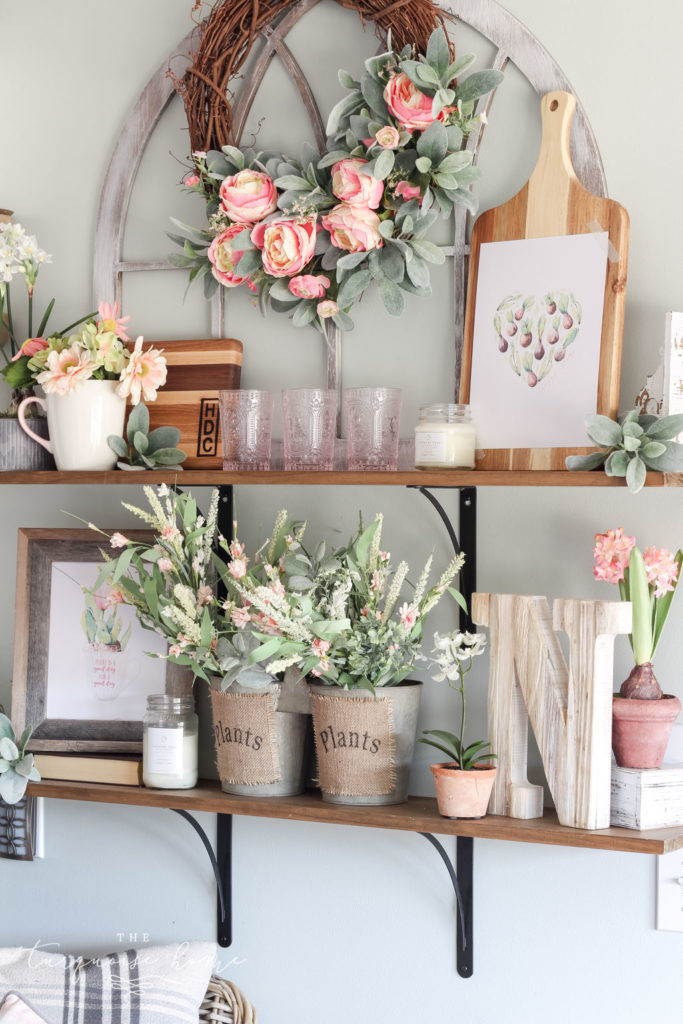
[{"left": 472, "top": 594, "right": 632, "bottom": 830}]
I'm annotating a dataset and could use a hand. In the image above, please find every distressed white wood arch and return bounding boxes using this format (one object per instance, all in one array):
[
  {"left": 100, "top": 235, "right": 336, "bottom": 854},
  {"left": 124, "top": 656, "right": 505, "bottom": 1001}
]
[{"left": 93, "top": 0, "right": 607, "bottom": 395}]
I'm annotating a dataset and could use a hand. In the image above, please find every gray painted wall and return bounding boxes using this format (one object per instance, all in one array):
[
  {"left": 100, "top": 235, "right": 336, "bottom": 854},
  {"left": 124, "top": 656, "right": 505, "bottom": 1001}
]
[{"left": 2, "top": 1, "right": 683, "bottom": 1020}]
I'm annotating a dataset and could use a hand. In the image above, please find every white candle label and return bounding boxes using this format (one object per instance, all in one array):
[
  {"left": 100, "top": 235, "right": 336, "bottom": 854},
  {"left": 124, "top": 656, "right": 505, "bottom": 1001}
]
[
  {"left": 415, "top": 431, "right": 448, "bottom": 464},
  {"left": 145, "top": 728, "right": 183, "bottom": 774}
]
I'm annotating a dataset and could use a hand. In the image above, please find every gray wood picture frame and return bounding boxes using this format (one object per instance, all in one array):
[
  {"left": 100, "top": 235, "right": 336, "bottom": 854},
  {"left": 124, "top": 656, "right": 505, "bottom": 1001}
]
[{"left": 11, "top": 528, "right": 168, "bottom": 753}]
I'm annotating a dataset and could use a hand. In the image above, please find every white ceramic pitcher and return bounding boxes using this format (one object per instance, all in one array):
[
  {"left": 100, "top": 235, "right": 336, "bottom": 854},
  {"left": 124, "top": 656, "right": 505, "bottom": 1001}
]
[{"left": 18, "top": 380, "right": 126, "bottom": 471}]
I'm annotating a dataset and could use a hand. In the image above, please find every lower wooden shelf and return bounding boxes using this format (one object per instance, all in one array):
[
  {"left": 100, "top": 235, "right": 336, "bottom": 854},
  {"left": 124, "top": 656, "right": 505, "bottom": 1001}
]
[{"left": 26, "top": 779, "right": 683, "bottom": 854}]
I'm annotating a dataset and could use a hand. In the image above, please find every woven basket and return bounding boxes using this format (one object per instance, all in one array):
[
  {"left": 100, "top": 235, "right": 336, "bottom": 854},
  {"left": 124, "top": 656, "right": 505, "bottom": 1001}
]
[{"left": 200, "top": 975, "right": 258, "bottom": 1023}]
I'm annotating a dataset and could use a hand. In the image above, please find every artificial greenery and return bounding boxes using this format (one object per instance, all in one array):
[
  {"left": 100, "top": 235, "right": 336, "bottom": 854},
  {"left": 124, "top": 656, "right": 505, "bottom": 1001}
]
[
  {"left": 0, "top": 713, "right": 40, "bottom": 805},
  {"left": 566, "top": 410, "right": 683, "bottom": 492},
  {"left": 108, "top": 403, "right": 186, "bottom": 470}
]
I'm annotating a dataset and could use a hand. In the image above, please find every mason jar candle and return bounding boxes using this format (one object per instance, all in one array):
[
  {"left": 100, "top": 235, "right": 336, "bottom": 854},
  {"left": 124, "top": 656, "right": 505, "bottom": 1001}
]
[
  {"left": 414, "top": 403, "right": 477, "bottom": 469},
  {"left": 143, "top": 694, "right": 199, "bottom": 789}
]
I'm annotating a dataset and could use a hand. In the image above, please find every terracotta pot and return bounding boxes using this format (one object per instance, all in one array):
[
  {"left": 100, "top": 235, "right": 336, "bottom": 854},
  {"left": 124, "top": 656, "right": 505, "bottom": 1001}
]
[
  {"left": 430, "top": 762, "right": 497, "bottom": 819},
  {"left": 612, "top": 694, "right": 681, "bottom": 769}
]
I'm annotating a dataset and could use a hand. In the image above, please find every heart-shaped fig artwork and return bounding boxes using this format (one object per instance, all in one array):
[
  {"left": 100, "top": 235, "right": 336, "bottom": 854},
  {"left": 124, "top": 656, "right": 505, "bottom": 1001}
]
[{"left": 494, "top": 291, "right": 582, "bottom": 387}]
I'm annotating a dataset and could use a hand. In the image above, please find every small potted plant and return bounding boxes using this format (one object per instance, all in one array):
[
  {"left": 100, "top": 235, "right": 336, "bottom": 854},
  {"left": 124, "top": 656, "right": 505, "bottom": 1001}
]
[
  {"left": 419, "top": 630, "right": 496, "bottom": 818},
  {"left": 0, "top": 712, "right": 40, "bottom": 805},
  {"left": 593, "top": 528, "right": 682, "bottom": 768}
]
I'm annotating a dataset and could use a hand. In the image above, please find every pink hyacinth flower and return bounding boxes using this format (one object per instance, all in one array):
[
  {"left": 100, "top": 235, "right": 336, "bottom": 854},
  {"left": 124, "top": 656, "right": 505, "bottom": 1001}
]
[
  {"left": 643, "top": 546, "right": 679, "bottom": 598},
  {"left": 593, "top": 527, "right": 636, "bottom": 584}
]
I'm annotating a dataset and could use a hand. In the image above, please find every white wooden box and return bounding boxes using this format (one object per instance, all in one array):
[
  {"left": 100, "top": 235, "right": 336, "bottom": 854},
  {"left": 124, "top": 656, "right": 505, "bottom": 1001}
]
[{"left": 611, "top": 764, "right": 683, "bottom": 830}]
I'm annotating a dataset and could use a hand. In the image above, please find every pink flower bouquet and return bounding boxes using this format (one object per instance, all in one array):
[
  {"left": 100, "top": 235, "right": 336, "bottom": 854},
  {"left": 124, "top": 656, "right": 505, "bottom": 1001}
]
[{"left": 170, "top": 27, "right": 503, "bottom": 333}]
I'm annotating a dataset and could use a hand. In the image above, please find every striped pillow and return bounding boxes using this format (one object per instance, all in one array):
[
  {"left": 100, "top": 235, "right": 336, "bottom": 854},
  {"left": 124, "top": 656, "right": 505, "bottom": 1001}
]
[{"left": 0, "top": 944, "right": 216, "bottom": 1024}]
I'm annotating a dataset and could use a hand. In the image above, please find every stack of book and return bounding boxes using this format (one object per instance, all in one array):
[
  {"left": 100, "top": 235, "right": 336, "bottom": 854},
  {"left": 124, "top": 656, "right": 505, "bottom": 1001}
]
[{"left": 34, "top": 754, "right": 143, "bottom": 786}]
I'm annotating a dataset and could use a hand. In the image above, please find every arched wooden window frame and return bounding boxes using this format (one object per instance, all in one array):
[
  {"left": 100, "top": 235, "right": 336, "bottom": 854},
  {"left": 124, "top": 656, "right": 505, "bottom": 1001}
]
[{"left": 93, "top": 0, "right": 606, "bottom": 397}]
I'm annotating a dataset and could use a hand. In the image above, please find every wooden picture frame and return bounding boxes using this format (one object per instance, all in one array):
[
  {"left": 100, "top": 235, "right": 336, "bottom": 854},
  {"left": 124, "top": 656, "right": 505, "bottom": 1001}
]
[
  {"left": 11, "top": 529, "right": 170, "bottom": 753},
  {"left": 460, "top": 92, "right": 629, "bottom": 470}
]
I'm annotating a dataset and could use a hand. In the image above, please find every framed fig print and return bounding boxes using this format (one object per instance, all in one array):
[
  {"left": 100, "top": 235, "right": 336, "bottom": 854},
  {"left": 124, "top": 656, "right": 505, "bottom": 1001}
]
[{"left": 11, "top": 529, "right": 169, "bottom": 753}]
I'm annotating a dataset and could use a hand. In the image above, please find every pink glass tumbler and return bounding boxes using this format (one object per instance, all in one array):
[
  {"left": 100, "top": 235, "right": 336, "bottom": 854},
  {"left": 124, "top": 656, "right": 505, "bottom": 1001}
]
[
  {"left": 220, "top": 390, "right": 274, "bottom": 470},
  {"left": 282, "top": 388, "right": 338, "bottom": 471},
  {"left": 344, "top": 387, "right": 402, "bottom": 471}
]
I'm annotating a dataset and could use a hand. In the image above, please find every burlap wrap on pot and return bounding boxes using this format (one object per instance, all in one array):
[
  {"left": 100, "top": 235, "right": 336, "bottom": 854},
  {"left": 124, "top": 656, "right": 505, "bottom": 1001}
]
[
  {"left": 310, "top": 691, "right": 396, "bottom": 796},
  {"left": 210, "top": 688, "right": 281, "bottom": 785}
]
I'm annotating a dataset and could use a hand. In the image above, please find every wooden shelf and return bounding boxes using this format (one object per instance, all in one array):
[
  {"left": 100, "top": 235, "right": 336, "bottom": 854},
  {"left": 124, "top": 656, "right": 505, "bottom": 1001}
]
[
  {"left": 1, "top": 469, "right": 679, "bottom": 487},
  {"left": 26, "top": 779, "right": 683, "bottom": 854}
]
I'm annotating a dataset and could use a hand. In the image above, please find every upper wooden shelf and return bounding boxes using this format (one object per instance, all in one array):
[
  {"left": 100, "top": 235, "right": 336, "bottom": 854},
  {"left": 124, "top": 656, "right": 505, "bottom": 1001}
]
[
  {"left": 26, "top": 779, "right": 683, "bottom": 854},
  {"left": 1, "top": 469, "right": 679, "bottom": 487}
]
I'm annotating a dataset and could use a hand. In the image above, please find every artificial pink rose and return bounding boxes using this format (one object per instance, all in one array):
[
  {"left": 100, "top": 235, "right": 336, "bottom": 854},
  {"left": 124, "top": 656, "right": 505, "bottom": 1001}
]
[
  {"left": 208, "top": 225, "right": 254, "bottom": 289},
  {"left": 250, "top": 217, "right": 317, "bottom": 278},
  {"left": 219, "top": 168, "right": 278, "bottom": 224},
  {"left": 322, "top": 204, "right": 384, "bottom": 253},
  {"left": 395, "top": 180, "right": 422, "bottom": 201},
  {"left": 375, "top": 125, "right": 400, "bottom": 149},
  {"left": 289, "top": 274, "right": 330, "bottom": 300},
  {"left": 383, "top": 72, "right": 447, "bottom": 132},
  {"left": 331, "top": 159, "right": 384, "bottom": 210},
  {"left": 317, "top": 300, "right": 339, "bottom": 318}
]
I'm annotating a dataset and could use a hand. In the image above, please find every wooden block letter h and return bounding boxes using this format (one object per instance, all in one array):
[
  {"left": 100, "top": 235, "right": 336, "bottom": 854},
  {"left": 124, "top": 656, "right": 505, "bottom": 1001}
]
[{"left": 472, "top": 594, "right": 632, "bottom": 830}]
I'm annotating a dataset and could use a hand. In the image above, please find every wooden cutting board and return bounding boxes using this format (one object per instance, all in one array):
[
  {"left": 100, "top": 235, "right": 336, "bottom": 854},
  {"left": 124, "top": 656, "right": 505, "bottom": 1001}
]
[
  {"left": 125, "top": 338, "right": 242, "bottom": 468},
  {"left": 460, "top": 91, "right": 630, "bottom": 471}
]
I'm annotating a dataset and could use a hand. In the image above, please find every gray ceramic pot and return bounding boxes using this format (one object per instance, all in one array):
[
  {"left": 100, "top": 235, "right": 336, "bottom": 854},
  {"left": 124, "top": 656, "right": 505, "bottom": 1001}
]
[
  {"left": 308, "top": 681, "right": 422, "bottom": 805},
  {"left": 0, "top": 416, "right": 54, "bottom": 470}
]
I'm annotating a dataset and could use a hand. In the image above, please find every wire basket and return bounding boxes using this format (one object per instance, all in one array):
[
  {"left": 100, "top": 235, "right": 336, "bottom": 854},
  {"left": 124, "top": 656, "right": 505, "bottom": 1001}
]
[{"left": 199, "top": 976, "right": 258, "bottom": 1024}]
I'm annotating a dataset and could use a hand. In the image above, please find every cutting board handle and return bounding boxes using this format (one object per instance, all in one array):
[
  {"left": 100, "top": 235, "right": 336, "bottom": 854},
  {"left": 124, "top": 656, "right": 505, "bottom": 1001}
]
[{"left": 529, "top": 90, "right": 578, "bottom": 189}]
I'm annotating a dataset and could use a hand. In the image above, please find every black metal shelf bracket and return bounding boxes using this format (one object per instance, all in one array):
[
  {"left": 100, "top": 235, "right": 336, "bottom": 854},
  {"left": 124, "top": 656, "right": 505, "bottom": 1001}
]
[
  {"left": 420, "top": 834, "right": 474, "bottom": 977},
  {"left": 171, "top": 810, "right": 233, "bottom": 948},
  {"left": 410, "top": 486, "right": 477, "bottom": 630}
]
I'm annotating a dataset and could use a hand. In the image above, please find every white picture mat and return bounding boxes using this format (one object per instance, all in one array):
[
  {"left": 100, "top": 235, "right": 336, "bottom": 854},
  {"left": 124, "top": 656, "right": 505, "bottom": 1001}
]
[
  {"left": 45, "top": 561, "right": 166, "bottom": 721},
  {"left": 469, "top": 232, "right": 609, "bottom": 448}
]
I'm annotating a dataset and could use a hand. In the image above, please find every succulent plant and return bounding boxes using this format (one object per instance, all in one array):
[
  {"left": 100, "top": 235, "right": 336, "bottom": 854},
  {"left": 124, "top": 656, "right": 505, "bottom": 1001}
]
[
  {"left": 0, "top": 713, "right": 40, "bottom": 805},
  {"left": 108, "top": 402, "right": 186, "bottom": 471},
  {"left": 566, "top": 410, "right": 683, "bottom": 492}
]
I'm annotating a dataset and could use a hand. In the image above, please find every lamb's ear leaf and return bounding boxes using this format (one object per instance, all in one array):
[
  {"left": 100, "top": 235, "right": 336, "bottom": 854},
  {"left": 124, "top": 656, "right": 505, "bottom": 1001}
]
[
  {"left": 645, "top": 414, "right": 683, "bottom": 440},
  {"left": 584, "top": 414, "right": 622, "bottom": 447},
  {"left": 126, "top": 403, "right": 148, "bottom": 442},
  {"left": 107, "top": 434, "right": 128, "bottom": 458},
  {"left": 565, "top": 452, "right": 607, "bottom": 471}
]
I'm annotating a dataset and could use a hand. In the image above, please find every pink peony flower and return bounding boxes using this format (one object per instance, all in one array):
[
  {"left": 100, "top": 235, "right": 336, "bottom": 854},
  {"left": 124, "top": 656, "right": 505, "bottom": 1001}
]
[
  {"left": 208, "top": 225, "right": 256, "bottom": 290},
  {"left": 228, "top": 557, "right": 248, "bottom": 579},
  {"left": 219, "top": 168, "right": 278, "bottom": 224},
  {"left": 158, "top": 557, "right": 173, "bottom": 573},
  {"left": 250, "top": 217, "right": 317, "bottom": 278},
  {"left": 331, "top": 159, "right": 384, "bottom": 210},
  {"left": 322, "top": 204, "right": 383, "bottom": 253},
  {"left": 97, "top": 301, "right": 131, "bottom": 341},
  {"left": 197, "top": 584, "right": 213, "bottom": 607},
  {"left": 398, "top": 602, "right": 417, "bottom": 630},
  {"left": 184, "top": 174, "right": 200, "bottom": 187},
  {"left": 395, "top": 180, "right": 421, "bottom": 201},
  {"left": 375, "top": 125, "right": 400, "bottom": 149},
  {"left": 384, "top": 72, "right": 449, "bottom": 132},
  {"left": 11, "top": 336, "right": 48, "bottom": 362},
  {"left": 643, "top": 546, "right": 679, "bottom": 599},
  {"left": 110, "top": 532, "right": 129, "bottom": 549},
  {"left": 317, "top": 299, "right": 338, "bottom": 319},
  {"left": 288, "top": 274, "right": 330, "bottom": 300},
  {"left": 230, "top": 606, "right": 251, "bottom": 629},
  {"left": 36, "top": 346, "right": 97, "bottom": 395},
  {"left": 593, "top": 527, "right": 636, "bottom": 584},
  {"left": 117, "top": 336, "right": 167, "bottom": 406}
]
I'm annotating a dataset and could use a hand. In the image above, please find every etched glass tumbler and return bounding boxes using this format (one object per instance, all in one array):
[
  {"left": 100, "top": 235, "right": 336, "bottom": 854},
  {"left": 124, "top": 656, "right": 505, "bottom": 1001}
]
[
  {"left": 219, "top": 390, "right": 274, "bottom": 470},
  {"left": 344, "top": 387, "right": 402, "bottom": 471},
  {"left": 282, "top": 388, "right": 338, "bottom": 471}
]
